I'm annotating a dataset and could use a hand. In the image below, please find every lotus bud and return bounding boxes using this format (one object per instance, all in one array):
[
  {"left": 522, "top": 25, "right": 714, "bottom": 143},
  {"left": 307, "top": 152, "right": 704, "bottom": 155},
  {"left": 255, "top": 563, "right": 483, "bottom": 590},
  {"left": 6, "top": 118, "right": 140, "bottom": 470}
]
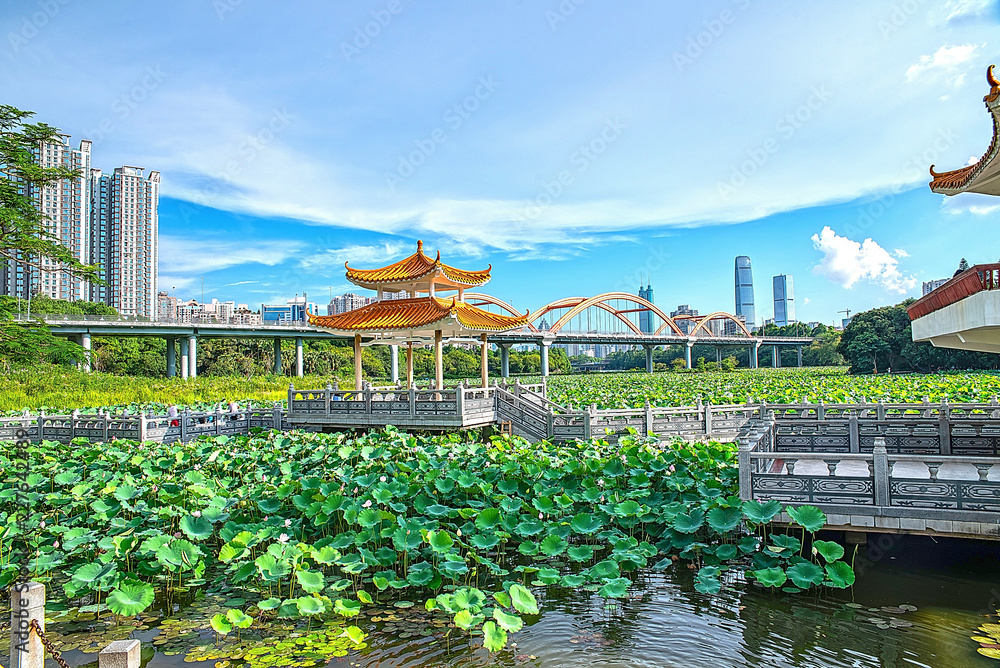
[
  {"left": 380, "top": 475, "right": 387, "bottom": 483},
  {"left": 538, "top": 512, "right": 543, "bottom": 519},
  {"left": 53, "top": 541, "right": 59, "bottom": 549},
  {"left": 192, "top": 511, "right": 201, "bottom": 517},
  {"left": 39, "top": 520, "right": 45, "bottom": 529},
  {"left": 457, "top": 529, "right": 462, "bottom": 537}
]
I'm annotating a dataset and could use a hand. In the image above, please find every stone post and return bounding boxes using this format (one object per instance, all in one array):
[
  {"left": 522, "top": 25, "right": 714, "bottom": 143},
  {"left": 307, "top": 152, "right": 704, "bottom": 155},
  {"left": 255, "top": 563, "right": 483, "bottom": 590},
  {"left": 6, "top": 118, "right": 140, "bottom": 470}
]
[
  {"left": 644, "top": 400, "right": 653, "bottom": 437},
  {"left": 11, "top": 581, "right": 45, "bottom": 668},
  {"left": 99, "top": 639, "right": 141, "bottom": 668},
  {"left": 939, "top": 399, "right": 952, "bottom": 455},
  {"left": 872, "top": 436, "right": 889, "bottom": 507},
  {"left": 848, "top": 414, "right": 860, "bottom": 454}
]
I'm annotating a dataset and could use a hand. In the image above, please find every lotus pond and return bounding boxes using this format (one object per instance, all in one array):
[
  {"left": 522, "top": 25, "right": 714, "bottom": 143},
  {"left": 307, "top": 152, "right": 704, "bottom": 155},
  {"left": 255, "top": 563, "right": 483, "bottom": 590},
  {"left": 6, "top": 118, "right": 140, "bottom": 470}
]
[{"left": 2, "top": 429, "right": 999, "bottom": 667}]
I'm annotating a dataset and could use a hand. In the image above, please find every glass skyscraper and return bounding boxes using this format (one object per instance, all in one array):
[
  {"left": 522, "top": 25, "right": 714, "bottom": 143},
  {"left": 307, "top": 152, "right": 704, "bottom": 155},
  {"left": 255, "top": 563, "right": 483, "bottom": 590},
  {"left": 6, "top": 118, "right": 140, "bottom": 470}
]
[
  {"left": 773, "top": 274, "right": 795, "bottom": 327},
  {"left": 638, "top": 283, "right": 654, "bottom": 333},
  {"left": 734, "top": 256, "right": 755, "bottom": 329}
]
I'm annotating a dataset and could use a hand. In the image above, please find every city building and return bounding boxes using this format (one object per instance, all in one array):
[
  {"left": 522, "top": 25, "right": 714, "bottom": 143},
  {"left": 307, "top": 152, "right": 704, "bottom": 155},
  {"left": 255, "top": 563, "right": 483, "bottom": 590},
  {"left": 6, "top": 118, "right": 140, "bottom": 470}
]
[
  {"left": 88, "top": 166, "right": 159, "bottom": 317},
  {"left": 734, "top": 256, "right": 755, "bottom": 330},
  {"left": 922, "top": 278, "right": 950, "bottom": 295},
  {"left": 638, "top": 283, "right": 655, "bottom": 333},
  {"left": 156, "top": 291, "right": 178, "bottom": 321},
  {"left": 670, "top": 304, "right": 698, "bottom": 335},
  {"left": 772, "top": 274, "right": 795, "bottom": 327},
  {"left": 328, "top": 292, "right": 373, "bottom": 315},
  {"left": 1, "top": 135, "right": 92, "bottom": 302},
  {"left": 263, "top": 296, "right": 318, "bottom": 324},
  {"left": 232, "top": 305, "right": 262, "bottom": 326}
]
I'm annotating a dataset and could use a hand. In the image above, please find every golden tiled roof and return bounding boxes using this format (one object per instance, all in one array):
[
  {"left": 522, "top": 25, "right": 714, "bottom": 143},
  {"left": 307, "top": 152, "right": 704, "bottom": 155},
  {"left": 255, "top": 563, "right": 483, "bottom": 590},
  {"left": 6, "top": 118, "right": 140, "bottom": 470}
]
[
  {"left": 930, "top": 65, "right": 1000, "bottom": 194},
  {"left": 309, "top": 296, "right": 529, "bottom": 332},
  {"left": 344, "top": 240, "right": 491, "bottom": 287}
]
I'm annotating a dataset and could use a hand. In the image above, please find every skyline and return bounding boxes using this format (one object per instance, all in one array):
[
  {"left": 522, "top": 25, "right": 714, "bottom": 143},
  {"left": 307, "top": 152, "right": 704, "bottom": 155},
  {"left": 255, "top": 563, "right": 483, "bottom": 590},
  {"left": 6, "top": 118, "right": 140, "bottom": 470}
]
[{"left": 4, "top": 1, "right": 1000, "bottom": 324}]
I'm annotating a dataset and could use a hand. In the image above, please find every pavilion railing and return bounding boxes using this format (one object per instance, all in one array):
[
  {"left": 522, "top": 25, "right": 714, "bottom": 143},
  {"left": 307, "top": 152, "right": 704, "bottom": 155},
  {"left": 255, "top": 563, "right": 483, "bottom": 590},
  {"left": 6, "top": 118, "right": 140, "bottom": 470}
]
[{"left": 906, "top": 262, "right": 1000, "bottom": 320}]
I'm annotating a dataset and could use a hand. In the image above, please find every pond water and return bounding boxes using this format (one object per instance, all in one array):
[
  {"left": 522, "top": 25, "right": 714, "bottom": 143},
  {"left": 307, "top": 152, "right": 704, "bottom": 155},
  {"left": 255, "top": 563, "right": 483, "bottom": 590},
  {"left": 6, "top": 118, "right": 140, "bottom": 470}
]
[{"left": 9, "top": 534, "right": 999, "bottom": 668}]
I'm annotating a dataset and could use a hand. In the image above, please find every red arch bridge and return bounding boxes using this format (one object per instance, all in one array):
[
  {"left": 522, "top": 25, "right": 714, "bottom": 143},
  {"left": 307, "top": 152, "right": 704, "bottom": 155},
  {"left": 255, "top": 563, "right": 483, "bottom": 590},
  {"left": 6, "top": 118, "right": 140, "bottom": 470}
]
[{"left": 20, "top": 292, "right": 813, "bottom": 379}]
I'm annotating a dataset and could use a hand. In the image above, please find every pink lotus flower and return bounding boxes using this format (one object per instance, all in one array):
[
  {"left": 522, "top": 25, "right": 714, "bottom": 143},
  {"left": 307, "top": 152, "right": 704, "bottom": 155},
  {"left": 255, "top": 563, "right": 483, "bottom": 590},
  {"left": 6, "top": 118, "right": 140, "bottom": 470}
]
[
  {"left": 192, "top": 510, "right": 202, "bottom": 517},
  {"left": 174, "top": 532, "right": 182, "bottom": 538},
  {"left": 151, "top": 485, "right": 158, "bottom": 492},
  {"left": 53, "top": 541, "right": 59, "bottom": 549},
  {"left": 278, "top": 533, "right": 289, "bottom": 544},
  {"left": 284, "top": 518, "right": 292, "bottom": 527},
  {"left": 379, "top": 475, "right": 387, "bottom": 483},
  {"left": 39, "top": 521, "right": 45, "bottom": 529},
  {"left": 538, "top": 512, "right": 543, "bottom": 519},
  {"left": 362, "top": 500, "right": 372, "bottom": 508}
]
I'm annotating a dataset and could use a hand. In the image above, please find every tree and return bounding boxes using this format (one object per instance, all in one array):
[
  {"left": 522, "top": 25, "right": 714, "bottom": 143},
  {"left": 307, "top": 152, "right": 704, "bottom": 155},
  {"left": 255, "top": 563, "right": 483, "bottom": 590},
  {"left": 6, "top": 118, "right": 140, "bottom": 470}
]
[
  {"left": 955, "top": 258, "right": 970, "bottom": 276},
  {"left": 803, "top": 330, "right": 845, "bottom": 366}
]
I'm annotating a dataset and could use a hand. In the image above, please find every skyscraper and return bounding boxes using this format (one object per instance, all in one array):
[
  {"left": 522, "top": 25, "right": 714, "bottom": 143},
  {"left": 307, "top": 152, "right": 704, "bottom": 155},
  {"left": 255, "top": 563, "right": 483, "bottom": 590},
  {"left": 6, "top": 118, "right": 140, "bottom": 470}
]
[
  {"left": 734, "top": 256, "right": 755, "bottom": 329},
  {"left": 1, "top": 135, "right": 93, "bottom": 301},
  {"left": 773, "top": 274, "right": 795, "bottom": 327},
  {"left": 89, "top": 166, "right": 160, "bottom": 317},
  {"left": 638, "top": 283, "right": 654, "bottom": 333}
]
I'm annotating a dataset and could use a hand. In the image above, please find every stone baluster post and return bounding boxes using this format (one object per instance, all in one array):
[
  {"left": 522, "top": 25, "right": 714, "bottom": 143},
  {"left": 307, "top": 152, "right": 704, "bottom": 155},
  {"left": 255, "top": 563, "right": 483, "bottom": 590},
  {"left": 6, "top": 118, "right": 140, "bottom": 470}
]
[
  {"left": 872, "top": 436, "right": 889, "bottom": 507},
  {"left": 11, "top": 582, "right": 45, "bottom": 668},
  {"left": 99, "top": 639, "right": 141, "bottom": 668}
]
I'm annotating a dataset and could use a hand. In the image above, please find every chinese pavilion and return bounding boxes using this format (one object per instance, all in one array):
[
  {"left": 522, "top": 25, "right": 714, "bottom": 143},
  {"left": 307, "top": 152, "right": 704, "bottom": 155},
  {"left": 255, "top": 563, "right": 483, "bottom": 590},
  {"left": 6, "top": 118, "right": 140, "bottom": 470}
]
[
  {"left": 929, "top": 65, "right": 1000, "bottom": 196},
  {"left": 308, "top": 240, "right": 529, "bottom": 391}
]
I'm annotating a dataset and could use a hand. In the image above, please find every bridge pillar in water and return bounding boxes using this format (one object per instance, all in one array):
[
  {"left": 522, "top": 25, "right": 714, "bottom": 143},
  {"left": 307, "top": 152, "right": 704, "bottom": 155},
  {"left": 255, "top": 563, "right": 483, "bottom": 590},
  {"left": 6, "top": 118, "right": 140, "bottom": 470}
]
[
  {"left": 188, "top": 336, "right": 198, "bottom": 379},
  {"left": 180, "top": 338, "right": 189, "bottom": 379},
  {"left": 390, "top": 344, "right": 399, "bottom": 383},
  {"left": 273, "top": 338, "right": 282, "bottom": 375},
  {"left": 539, "top": 341, "right": 550, "bottom": 377},
  {"left": 295, "top": 337, "right": 304, "bottom": 378},
  {"left": 166, "top": 337, "right": 176, "bottom": 377},
  {"left": 81, "top": 331, "right": 92, "bottom": 373},
  {"left": 797, "top": 345, "right": 803, "bottom": 367},
  {"left": 772, "top": 345, "right": 780, "bottom": 368},
  {"left": 685, "top": 341, "right": 694, "bottom": 369},
  {"left": 749, "top": 341, "right": 761, "bottom": 369},
  {"left": 500, "top": 343, "right": 511, "bottom": 378},
  {"left": 644, "top": 345, "right": 654, "bottom": 373}
]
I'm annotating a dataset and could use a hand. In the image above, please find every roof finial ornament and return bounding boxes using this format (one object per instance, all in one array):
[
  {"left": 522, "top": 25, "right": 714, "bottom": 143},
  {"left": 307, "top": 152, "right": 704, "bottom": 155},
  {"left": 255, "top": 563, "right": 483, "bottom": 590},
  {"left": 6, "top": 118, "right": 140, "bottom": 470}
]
[
  {"left": 417, "top": 239, "right": 423, "bottom": 253},
  {"left": 929, "top": 164, "right": 942, "bottom": 178},
  {"left": 988, "top": 64, "right": 999, "bottom": 88}
]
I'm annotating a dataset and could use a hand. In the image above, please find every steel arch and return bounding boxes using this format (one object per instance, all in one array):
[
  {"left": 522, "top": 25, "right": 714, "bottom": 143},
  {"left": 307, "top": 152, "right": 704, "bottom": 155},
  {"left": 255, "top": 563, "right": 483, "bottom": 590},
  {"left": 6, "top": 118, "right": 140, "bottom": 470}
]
[
  {"left": 463, "top": 293, "right": 526, "bottom": 318},
  {"left": 688, "top": 312, "right": 753, "bottom": 338},
  {"left": 530, "top": 292, "right": 685, "bottom": 335}
]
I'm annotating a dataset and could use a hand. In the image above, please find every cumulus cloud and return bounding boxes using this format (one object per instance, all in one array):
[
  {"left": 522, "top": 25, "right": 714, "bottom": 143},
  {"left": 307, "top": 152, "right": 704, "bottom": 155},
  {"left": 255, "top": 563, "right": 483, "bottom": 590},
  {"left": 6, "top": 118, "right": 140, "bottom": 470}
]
[
  {"left": 905, "top": 44, "right": 981, "bottom": 82},
  {"left": 810, "top": 227, "right": 917, "bottom": 294},
  {"left": 893, "top": 248, "right": 910, "bottom": 257},
  {"left": 940, "top": 192, "right": 1000, "bottom": 216}
]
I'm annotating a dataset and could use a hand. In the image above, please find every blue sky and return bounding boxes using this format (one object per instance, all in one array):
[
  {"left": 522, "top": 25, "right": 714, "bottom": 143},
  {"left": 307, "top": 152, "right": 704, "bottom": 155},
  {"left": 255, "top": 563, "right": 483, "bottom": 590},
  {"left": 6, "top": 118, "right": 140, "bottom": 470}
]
[{"left": 3, "top": 0, "right": 1000, "bottom": 325}]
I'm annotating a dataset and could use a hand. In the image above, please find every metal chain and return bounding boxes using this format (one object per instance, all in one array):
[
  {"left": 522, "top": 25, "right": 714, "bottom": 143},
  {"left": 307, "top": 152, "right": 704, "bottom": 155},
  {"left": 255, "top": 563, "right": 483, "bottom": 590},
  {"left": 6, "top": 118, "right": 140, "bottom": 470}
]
[{"left": 30, "top": 619, "right": 73, "bottom": 668}]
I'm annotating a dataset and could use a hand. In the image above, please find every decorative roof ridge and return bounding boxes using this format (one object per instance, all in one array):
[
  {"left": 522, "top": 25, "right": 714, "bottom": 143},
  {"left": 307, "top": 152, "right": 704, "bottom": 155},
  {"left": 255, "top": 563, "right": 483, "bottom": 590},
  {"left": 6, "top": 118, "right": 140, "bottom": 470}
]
[{"left": 929, "top": 65, "right": 1000, "bottom": 193}]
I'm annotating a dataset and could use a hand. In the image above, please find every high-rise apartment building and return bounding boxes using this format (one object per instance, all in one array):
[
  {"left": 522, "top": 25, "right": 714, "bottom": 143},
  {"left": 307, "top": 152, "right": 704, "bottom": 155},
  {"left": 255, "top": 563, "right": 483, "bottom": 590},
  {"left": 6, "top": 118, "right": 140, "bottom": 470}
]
[
  {"left": 922, "top": 278, "right": 949, "bottom": 295},
  {"left": 1, "top": 135, "right": 93, "bottom": 301},
  {"left": 1, "top": 130, "right": 159, "bottom": 317},
  {"left": 638, "top": 283, "right": 654, "bottom": 333},
  {"left": 772, "top": 274, "right": 795, "bottom": 327},
  {"left": 89, "top": 166, "right": 159, "bottom": 317},
  {"left": 734, "top": 256, "right": 755, "bottom": 330},
  {"left": 670, "top": 304, "right": 698, "bottom": 335}
]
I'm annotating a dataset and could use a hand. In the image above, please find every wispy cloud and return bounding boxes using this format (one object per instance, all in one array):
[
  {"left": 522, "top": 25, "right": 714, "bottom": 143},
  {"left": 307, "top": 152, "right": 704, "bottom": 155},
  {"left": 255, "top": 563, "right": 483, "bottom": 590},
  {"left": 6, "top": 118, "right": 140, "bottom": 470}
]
[
  {"left": 298, "top": 241, "right": 411, "bottom": 273},
  {"left": 223, "top": 280, "right": 259, "bottom": 287},
  {"left": 893, "top": 248, "right": 910, "bottom": 258},
  {"left": 942, "top": 0, "right": 995, "bottom": 22},
  {"left": 905, "top": 44, "right": 981, "bottom": 82},
  {"left": 159, "top": 235, "right": 301, "bottom": 275},
  {"left": 811, "top": 226, "right": 917, "bottom": 294}
]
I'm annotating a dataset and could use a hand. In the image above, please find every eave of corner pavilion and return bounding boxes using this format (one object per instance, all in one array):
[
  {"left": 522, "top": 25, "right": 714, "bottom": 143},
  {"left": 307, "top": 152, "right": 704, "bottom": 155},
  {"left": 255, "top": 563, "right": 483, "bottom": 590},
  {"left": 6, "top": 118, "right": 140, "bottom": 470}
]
[{"left": 929, "top": 65, "right": 1000, "bottom": 196}]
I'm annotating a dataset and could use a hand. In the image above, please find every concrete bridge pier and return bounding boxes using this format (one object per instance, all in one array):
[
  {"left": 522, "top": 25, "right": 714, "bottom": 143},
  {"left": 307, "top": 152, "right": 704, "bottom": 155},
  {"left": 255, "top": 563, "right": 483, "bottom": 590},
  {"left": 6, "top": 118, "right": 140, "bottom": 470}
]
[
  {"left": 716, "top": 347, "right": 722, "bottom": 365},
  {"left": 273, "top": 338, "right": 282, "bottom": 375},
  {"left": 188, "top": 335, "right": 198, "bottom": 379},
  {"left": 81, "top": 331, "right": 91, "bottom": 372},
  {"left": 644, "top": 345, "right": 654, "bottom": 373},
  {"left": 390, "top": 344, "right": 399, "bottom": 383},
  {"left": 180, "top": 338, "right": 189, "bottom": 379},
  {"left": 295, "top": 337, "right": 304, "bottom": 377},
  {"left": 685, "top": 340, "right": 694, "bottom": 369},
  {"left": 500, "top": 343, "right": 511, "bottom": 378},
  {"left": 797, "top": 345, "right": 803, "bottom": 367},
  {"left": 772, "top": 345, "right": 780, "bottom": 368},
  {"left": 539, "top": 341, "right": 550, "bottom": 377},
  {"left": 749, "top": 341, "right": 761, "bottom": 369},
  {"left": 166, "top": 337, "right": 176, "bottom": 377}
]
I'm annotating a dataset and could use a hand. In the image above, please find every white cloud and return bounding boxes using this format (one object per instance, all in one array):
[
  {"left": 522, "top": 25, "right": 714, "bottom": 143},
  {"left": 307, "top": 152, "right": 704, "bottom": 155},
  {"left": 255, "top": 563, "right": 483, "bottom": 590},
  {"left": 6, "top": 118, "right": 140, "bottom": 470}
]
[
  {"left": 905, "top": 44, "right": 981, "bottom": 82},
  {"left": 893, "top": 248, "right": 910, "bottom": 257},
  {"left": 942, "top": 0, "right": 994, "bottom": 22},
  {"left": 159, "top": 236, "right": 301, "bottom": 274},
  {"left": 298, "top": 241, "right": 411, "bottom": 272},
  {"left": 941, "top": 193, "right": 1000, "bottom": 216},
  {"left": 811, "top": 227, "right": 917, "bottom": 294},
  {"left": 802, "top": 297, "right": 811, "bottom": 305},
  {"left": 223, "top": 280, "right": 259, "bottom": 287}
]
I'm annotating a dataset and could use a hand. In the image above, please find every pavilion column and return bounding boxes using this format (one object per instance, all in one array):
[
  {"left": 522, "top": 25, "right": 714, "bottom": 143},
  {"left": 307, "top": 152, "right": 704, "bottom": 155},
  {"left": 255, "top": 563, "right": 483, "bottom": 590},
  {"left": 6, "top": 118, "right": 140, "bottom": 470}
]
[
  {"left": 644, "top": 345, "right": 653, "bottom": 373},
  {"left": 295, "top": 337, "right": 303, "bottom": 378},
  {"left": 81, "top": 331, "right": 92, "bottom": 373},
  {"left": 539, "top": 341, "right": 549, "bottom": 377},
  {"left": 480, "top": 333, "right": 489, "bottom": 388},
  {"left": 166, "top": 337, "right": 176, "bottom": 377},
  {"left": 685, "top": 341, "right": 694, "bottom": 369},
  {"left": 273, "top": 338, "right": 282, "bottom": 375},
  {"left": 406, "top": 341, "right": 414, "bottom": 389},
  {"left": 797, "top": 345, "right": 803, "bottom": 367},
  {"left": 434, "top": 330, "right": 443, "bottom": 391},
  {"left": 390, "top": 344, "right": 399, "bottom": 384},
  {"left": 188, "top": 335, "right": 198, "bottom": 379},
  {"left": 180, "top": 338, "right": 189, "bottom": 380},
  {"left": 354, "top": 334, "right": 363, "bottom": 391},
  {"left": 773, "top": 345, "right": 780, "bottom": 368},
  {"left": 500, "top": 344, "right": 510, "bottom": 378}
]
